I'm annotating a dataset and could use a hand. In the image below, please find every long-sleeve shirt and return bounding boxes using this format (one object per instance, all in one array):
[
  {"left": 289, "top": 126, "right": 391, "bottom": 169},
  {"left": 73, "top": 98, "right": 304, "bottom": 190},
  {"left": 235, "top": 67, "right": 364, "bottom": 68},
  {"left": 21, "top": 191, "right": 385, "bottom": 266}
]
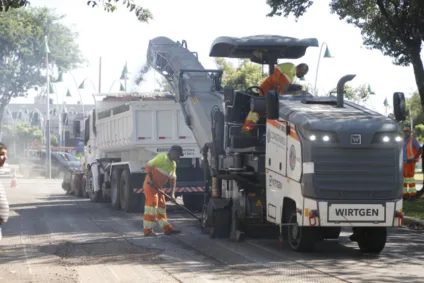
[{"left": 0, "top": 183, "right": 9, "bottom": 225}]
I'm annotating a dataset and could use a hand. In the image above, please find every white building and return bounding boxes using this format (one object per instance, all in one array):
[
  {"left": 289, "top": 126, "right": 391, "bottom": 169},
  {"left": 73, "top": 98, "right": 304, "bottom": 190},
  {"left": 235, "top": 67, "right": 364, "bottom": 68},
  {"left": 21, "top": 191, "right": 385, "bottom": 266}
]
[{"left": 3, "top": 94, "right": 94, "bottom": 147}]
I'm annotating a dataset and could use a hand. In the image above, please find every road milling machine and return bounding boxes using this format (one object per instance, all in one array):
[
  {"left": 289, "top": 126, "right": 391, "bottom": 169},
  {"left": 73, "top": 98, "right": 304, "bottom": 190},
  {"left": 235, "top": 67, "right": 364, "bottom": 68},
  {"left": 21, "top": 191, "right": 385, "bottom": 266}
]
[{"left": 146, "top": 35, "right": 407, "bottom": 253}]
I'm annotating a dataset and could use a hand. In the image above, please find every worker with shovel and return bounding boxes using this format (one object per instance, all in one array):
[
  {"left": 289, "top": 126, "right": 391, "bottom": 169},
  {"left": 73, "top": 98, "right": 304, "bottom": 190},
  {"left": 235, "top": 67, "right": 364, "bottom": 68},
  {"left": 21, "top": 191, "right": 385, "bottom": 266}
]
[{"left": 143, "top": 145, "right": 183, "bottom": 237}]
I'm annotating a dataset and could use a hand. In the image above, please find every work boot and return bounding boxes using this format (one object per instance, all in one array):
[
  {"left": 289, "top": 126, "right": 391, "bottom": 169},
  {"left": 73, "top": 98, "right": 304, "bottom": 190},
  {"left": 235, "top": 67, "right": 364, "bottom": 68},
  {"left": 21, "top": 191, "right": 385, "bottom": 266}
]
[
  {"left": 144, "top": 231, "right": 158, "bottom": 237},
  {"left": 165, "top": 229, "right": 181, "bottom": 236}
]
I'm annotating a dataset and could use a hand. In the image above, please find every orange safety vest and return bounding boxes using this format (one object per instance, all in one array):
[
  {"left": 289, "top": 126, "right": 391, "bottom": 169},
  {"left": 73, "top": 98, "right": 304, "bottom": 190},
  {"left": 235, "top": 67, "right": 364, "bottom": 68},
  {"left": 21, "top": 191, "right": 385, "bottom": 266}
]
[
  {"left": 406, "top": 138, "right": 419, "bottom": 163},
  {"left": 242, "top": 67, "right": 290, "bottom": 132}
]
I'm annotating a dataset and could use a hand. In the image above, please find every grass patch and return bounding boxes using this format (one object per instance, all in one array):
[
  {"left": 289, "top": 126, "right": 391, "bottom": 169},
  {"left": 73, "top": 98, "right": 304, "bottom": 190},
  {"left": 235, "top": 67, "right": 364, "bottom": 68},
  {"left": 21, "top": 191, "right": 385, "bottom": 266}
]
[{"left": 404, "top": 196, "right": 424, "bottom": 219}]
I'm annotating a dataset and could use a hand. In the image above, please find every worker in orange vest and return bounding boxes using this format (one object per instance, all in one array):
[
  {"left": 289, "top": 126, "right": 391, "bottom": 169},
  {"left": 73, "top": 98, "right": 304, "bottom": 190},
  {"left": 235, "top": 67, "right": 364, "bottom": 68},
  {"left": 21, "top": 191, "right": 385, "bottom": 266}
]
[
  {"left": 143, "top": 145, "right": 183, "bottom": 237},
  {"left": 241, "top": 63, "right": 309, "bottom": 134},
  {"left": 403, "top": 127, "right": 422, "bottom": 200}
]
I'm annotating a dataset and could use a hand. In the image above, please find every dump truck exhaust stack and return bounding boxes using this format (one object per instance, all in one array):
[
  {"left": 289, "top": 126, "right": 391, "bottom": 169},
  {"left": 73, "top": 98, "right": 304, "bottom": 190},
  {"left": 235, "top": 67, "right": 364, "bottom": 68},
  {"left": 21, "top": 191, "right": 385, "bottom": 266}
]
[{"left": 337, "top": 74, "right": 356, "bottom": 108}]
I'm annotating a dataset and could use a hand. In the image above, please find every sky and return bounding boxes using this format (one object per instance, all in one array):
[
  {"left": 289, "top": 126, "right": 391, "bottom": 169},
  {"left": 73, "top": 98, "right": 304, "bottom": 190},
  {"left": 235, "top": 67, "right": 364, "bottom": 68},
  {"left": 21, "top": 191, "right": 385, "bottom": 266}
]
[{"left": 11, "top": 0, "right": 423, "bottom": 115}]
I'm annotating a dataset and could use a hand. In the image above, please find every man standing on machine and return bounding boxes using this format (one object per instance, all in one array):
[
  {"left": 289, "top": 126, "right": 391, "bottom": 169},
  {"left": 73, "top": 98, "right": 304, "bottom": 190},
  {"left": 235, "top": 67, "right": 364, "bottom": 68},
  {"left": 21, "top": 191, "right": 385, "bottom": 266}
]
[
  {"left": 241, "top": 63, "right": 309, "bottom": 134},
  {"left": 143, "top": 145, "right": 183, "bottom": 237}
]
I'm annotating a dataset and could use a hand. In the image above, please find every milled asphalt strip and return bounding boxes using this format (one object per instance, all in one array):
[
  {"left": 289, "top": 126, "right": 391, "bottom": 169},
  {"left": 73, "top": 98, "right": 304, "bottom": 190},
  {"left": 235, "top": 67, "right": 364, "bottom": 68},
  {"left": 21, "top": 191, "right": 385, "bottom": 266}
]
[
  {"left": 81, "top": 201, "right": 255, "bottom": 283},
  {"left": 167, "top": 216, "right": 346, "bottom": 283},
  {"left": 71, "top": 200, "right": 185, "bottom": 283}
]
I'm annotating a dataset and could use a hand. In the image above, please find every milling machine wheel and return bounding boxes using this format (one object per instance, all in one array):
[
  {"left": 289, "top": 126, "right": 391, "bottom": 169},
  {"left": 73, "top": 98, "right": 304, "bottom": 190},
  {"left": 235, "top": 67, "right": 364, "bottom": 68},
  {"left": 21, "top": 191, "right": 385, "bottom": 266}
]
[
  {"left": 357, "top": 227, "right": 387, "bottom": 254},
  {"left": 286, "top": 203, "right": 316, "bottom": 252}
]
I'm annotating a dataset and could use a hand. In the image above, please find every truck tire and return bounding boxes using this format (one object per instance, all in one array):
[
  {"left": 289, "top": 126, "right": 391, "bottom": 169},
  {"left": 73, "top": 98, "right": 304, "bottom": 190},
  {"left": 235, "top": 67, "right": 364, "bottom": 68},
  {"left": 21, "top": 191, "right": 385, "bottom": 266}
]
[
  {"left": 357, "top": 227, "right": 387, "bottom": 254},
  {"left": 182, "top": 194, "right": 204, "bottom": 211},
  {"left": 101, "top": 183, "right": 111, "bottom": 202},
  {"left": 82, "top": 175, "right": 89, "bottom": 198},
  {"left": 286, "top": 203, "right": 316, "bottom": 252},
  {"left": 110, "top": 169, "right": 121, "bottom": 210},
  {"left": 87, "top": 169, "right": 102, "bottom": 202},
  {"left": 120, "top": 169, "right": 139, "bottom": 213},
  {"left": 73, "top": 174, "right": 82, "bottom": 197}
]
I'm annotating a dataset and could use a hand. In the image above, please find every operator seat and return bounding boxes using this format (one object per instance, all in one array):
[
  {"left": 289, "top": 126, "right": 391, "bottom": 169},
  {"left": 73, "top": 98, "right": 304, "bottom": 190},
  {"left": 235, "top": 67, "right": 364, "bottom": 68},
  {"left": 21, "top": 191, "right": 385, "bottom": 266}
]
[{"left": 225, "top": 88, "right": 265, "bottom": 152}]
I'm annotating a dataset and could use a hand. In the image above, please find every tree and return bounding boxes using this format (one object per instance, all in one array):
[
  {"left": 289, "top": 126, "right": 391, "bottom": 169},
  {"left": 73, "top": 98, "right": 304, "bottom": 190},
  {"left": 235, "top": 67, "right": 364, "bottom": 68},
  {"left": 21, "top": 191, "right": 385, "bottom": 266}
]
[
  {"left": 50, "top": 135, "right": 58, "bottom": 146},
  {"left": 215, "top": 58, "right": 267, "bottom": 90},
  {"left": 414, "top": 124, "right": 424, "bottom": 142},
  {"left": 2, "top": 122, "right": 44, "bottom": 147},
  {"left": 266, "top": 1, "right": 424, "bottom": 110},
  {"left": 344, "top": 85, "right": 371, "bottom": 103},
  {"left": 405, "top": 91, "right": 424, "bottom": 126},
  {"left": 2, "top": 0, "right": 152, "bottom": 23},
  {"left": 0, "top": 7, "right": 83, "bottom": 127},
  {"left": 154, "top": 77, "right": 174, "bottom": 93}
]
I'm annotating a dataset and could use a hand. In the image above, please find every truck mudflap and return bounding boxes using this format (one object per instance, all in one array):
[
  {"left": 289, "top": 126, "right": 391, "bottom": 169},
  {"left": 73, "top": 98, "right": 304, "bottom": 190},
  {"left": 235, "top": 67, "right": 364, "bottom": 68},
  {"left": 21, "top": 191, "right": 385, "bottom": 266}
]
[
  {"left": 133, "top": 180, "right": 205, "bottom": 194},
  {"left": 301, "top": 199, "right": 404, "bottom": 227},
  {"left": 133, "top": 186, "right": 205, "bottom": 194}
]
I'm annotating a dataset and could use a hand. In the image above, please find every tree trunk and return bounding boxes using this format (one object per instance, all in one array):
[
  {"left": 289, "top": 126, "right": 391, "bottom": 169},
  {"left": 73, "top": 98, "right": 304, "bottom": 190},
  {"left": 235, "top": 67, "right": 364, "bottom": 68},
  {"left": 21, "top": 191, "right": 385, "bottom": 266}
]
[{"left": 410, "top": 46, "right": 424, "bottom": 112}]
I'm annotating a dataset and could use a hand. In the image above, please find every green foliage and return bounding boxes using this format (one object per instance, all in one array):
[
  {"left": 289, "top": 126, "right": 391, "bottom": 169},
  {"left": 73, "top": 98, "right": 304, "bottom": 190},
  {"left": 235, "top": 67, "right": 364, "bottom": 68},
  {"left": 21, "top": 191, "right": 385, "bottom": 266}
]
[
  {"left": 50, "top": 135, "right": 58, "bottom": 146},
  {"left": 266, "top": 0, "right": 424, "bottom": 110},
  {"left": 215, "top": 58, "right": 267, "bottom": 91},
  {"left": 414, "top": 124, "right": 424, "bottom": 143},
  {"left": 3, "top": 122, "right": 43, "bottom": 143},
  {"left": 344, "top": 85, "right": 371, "bottom": 102},
  {"left": 0, "top": 7, "right": 83, "bottom": 125},
  {"left": 2, "top": 0, "right": 152, "bottom": 23},
  {"left": 0, "top": 0, "right": 29, "bottom": 12},
  {"left": 405, "top": 91, "right": 424, "bottom": 141},
  {"left": 406, "top": 92, "right": 424, "bottom": 124},
  {"left": 88, "top": 0, "right": 152, "bottom": 22}
]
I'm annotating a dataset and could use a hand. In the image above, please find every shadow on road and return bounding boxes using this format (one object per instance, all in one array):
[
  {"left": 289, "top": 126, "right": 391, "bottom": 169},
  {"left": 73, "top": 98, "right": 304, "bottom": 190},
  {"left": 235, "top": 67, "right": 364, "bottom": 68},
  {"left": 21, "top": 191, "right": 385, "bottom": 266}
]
[{"left": 1, "top": 192, "right": 423, "bottom": 282}]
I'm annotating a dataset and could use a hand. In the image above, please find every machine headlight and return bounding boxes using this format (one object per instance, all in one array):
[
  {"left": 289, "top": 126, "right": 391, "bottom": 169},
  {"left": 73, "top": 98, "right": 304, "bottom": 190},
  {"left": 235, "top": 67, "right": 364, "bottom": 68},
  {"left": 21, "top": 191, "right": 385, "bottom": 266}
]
[
  {"left": 298, "top": 127, "right": 339, "bottom": 143},
  {"left": 372, "top": 131, "right": 403, "bottom": 144}
]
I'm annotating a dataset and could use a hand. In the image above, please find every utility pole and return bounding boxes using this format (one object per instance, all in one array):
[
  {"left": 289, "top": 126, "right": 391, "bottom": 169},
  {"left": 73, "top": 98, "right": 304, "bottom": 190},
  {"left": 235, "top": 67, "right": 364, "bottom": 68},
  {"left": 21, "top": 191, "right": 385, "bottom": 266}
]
[
  {"left": 99, "top": 57, "right": 102, "bottom": 94},
  {"left": 124, "top": 61, "right": 127, "bottom": 93},
  {"left": 44, "top": 35, "right": 51, "bottom": 179}
]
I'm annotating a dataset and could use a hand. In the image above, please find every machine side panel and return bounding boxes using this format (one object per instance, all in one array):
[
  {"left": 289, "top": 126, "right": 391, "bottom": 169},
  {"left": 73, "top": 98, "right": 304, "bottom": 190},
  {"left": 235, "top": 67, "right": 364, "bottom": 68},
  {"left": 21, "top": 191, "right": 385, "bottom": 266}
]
[
  {"left": 265, "top": 120, "right": 287, "bottom": 175},
  {"left": 287, "top": 126, "right": 302, "bottom": 182},
  {"left": 265, "top": 120, "right": 287, "bottom": 224}
]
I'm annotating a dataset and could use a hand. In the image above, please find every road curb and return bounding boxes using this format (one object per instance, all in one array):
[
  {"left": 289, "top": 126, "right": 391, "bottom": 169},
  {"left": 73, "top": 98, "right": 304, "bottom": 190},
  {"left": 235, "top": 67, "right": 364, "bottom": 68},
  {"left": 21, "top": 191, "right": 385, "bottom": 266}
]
[{"left": 404, "top": 216, "right": 424, "bottom": 227}]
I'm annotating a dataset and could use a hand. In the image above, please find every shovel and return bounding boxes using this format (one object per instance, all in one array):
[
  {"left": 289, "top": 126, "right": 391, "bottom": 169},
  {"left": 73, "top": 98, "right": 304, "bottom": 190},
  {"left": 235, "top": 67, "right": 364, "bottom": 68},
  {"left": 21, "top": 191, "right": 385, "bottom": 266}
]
[{"left": 147, "top": 181, "right": 202, "bottom": 222}]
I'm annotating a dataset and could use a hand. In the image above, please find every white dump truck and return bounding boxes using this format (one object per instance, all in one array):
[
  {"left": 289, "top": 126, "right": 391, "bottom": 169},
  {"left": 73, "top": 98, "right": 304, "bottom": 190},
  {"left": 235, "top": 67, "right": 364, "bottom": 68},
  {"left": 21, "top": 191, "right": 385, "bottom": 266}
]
[{"left": 62, "top": 93, "right": 205, "bottom": 212}]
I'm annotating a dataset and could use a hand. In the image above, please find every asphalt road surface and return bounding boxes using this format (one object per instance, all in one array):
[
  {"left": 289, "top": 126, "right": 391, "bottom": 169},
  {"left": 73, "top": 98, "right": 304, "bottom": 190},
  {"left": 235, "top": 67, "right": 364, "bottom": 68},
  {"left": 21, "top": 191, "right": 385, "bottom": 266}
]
[{"left": 1, "top": 178, "right": 424, "bottom": 283}]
